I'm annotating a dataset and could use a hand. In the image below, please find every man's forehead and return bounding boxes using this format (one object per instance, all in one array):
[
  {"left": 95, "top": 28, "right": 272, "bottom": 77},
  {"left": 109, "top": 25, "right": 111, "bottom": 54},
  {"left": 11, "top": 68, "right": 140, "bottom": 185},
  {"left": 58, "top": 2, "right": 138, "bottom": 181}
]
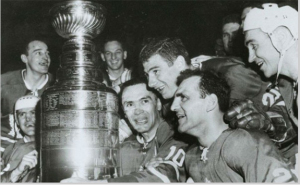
[
  {"left": 104, "top": 41, "right": 123, "bottom": 51},
  {"left": 28, "top": 41, "right": 47, "bottom": 50},
  {"left": 177, "top": 76, "right": 200, "bottom": 93},
  {"left": 223, "top": 23, "right": 240, "bottom": 33},
  {"left": 244, "top": 29, "right": 264, "bottom": 45},
  {"left": 143, "top": 54, "right": 168, "bottom": 71},
  {"left": 122, "top": 84, "right": 155, "bottom": 102}
]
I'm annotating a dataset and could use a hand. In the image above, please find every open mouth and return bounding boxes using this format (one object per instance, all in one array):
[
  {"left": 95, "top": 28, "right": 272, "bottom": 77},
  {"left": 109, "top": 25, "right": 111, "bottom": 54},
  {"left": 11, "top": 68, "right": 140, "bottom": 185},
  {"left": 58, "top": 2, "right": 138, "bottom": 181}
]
[
  {"left": 156, "top": 86, "right": 165, "bottom": 92},
  {"left": 135, "top": 118, "right": 148, "bottom": 124},
  {"left": 255, "top": 60, "right": 264, "bottom": 68},
  {"left": 40, "top": 61, "right": 49, "bottom": 67},
  {"left": 25, "top": 122, "right": 35, "bottom": 127},
  {"left": 176, "top": 113, "right": 186, "bottom": 121}
]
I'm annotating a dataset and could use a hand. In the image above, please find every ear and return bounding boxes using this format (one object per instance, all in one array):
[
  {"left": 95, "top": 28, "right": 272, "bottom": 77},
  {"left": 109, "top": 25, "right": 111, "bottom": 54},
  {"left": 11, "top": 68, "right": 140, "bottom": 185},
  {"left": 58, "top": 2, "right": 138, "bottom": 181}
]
[
  {"left": 156, "top": 98, "right": 162, "bottom": 111},
  {"left": 123, "top": 51, "right": 127, "bottom": 60},
  {"left": 100, "top": 53, "right": 106, "bottom": 62},
  {"left": 272, "top": 26, "right": 293, "bottom": 52},
  {"left": 206, "top": 94, "right": 218, "bottom": 112},
  {"left": 21, "top": 54, "right": 28, "bottom": 64},
  {"left": 174, "top": 55, "right": 186, "bottom": 71}
]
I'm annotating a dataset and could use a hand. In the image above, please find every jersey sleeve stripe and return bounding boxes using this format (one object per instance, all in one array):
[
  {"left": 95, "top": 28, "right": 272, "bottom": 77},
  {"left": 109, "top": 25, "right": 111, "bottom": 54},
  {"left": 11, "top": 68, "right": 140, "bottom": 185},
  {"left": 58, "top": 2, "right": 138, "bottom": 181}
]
[
  {"left": 147, "top": 166, "right": 171, "bottom": 183},
  {"left": 159, "top": 161, "right": 180, "bottom": 181}
]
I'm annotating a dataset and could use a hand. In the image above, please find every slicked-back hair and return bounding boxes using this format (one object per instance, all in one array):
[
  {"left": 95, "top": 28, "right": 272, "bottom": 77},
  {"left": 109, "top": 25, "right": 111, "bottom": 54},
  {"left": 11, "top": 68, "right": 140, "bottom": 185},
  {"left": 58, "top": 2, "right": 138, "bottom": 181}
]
[
  {"left": 222, "top": 14, "right": 241, "bottom": 28},
  {"left": 139, "top": 37, "right": 191, "bottom": 66},
  {"left": 100, "top": 35, "right": 126, "bottom": 53},
  {"left": 22, "top": 39, "right": 47, "bottom": 56},
  {"left": 176, "top": 69, "right": 231, "bottom": 113},
  {"left": 119, "top": 77, "right": 161, "bottom": 107}
]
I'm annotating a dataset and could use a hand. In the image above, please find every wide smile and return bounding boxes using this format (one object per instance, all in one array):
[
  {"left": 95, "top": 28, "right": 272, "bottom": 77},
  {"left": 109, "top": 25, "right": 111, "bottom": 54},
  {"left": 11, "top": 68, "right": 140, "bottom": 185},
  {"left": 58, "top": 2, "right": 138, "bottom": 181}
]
[
  {"left": 176, "top": 113, "right": 186, "bottom": 123},
  {"left": 155, "top": 85, "right": 165, "bottom": 93},
  {"left": 255, "top": 59, "right": 264, "bottom": 68},
  {"left": 39, "top": 60, "right": 49, "bottom": 67},
  {"left": 135, "top": 118, "right": 148, "bottom": 125}
]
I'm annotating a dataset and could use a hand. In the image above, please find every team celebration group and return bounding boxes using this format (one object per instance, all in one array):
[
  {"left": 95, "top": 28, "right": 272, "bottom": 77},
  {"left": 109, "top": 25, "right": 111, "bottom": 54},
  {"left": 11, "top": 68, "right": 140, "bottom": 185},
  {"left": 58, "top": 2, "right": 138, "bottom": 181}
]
[{"left": 1, "top": 2, "right": 298, "bottom": 183}]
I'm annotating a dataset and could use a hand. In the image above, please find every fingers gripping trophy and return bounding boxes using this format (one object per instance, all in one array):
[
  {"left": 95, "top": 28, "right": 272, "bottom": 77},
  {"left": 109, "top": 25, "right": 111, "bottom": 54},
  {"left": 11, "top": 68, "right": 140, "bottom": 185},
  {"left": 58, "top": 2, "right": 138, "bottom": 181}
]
[{"left": 40, "top": 1, "right": 120, "bottom": 182}]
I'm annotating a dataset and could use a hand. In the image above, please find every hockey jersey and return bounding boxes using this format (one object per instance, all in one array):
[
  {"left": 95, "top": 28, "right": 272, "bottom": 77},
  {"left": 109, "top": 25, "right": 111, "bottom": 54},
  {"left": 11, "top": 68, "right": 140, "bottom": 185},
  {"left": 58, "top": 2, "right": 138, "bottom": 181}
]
[
  {"left": 108, "top": 120, "right": 188, "bottom": 182},
  {"left": 185, "top": 128, "right": 297, "bottom": 182}
]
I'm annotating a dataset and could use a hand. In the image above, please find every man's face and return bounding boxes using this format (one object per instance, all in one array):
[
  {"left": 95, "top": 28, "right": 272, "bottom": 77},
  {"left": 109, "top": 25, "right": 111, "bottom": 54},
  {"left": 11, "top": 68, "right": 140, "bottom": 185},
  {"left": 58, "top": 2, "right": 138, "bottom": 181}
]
[
  {"left": 101, "top": 41, "right": 127, "bottom": 71},
  {"left": 22, "top": 41, "right": 50, "bottom": 74},
  {"left": 222, "top": 22, "right": 240, "bottom": 54},
  {"left": 143, "top": 54, "right": 181, "bottom": 99},
  {"left": 171, "top": 76, "right": 208, "bottom": 136},
  {"left": 245, "top": 29, "right": 280, "bottom": 78},
  {"left": 122, "top": 84, "right": 161, "bottom": 134},
  {"left": 17, "top": 107, "right": 36, "bottom": 137}
]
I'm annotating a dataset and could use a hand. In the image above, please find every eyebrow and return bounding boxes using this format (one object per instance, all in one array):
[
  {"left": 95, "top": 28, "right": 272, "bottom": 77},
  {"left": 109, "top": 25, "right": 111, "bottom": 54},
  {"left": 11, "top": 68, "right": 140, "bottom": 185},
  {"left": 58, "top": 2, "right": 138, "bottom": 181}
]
[
  {"left": 32, "top": 49, "right": 42, "bottom": 53},
  {"left": 140, "top": 96, "right": 152, "bottom": 101},
  {"left": 123, "top": 96, "right": 152, "bottom": 104},
  {"left": 146, "top": 66, "right": 159, "bottom": 73},
  {"left": 245, "top": 39, "right": 254, "bottom": 47}
]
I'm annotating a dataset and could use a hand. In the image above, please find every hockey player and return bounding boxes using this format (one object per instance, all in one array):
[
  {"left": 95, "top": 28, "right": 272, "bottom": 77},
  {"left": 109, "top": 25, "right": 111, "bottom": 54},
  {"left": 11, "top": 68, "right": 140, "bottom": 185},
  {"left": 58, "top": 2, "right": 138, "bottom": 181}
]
[
  {"left": 61, "top": 78, "right": 188, "bottom": 183},
  {"left": 171, "top": 69, "right": 297, "bottom": 182},
  {"left": 1, "top": 95, "right": 39, "bottom": 182},
  {"left": 225, "top": 3, "right": 298, "bottom": 165},
  {"left": 141, "top": 37, "right": 297, "bottom": 161}
]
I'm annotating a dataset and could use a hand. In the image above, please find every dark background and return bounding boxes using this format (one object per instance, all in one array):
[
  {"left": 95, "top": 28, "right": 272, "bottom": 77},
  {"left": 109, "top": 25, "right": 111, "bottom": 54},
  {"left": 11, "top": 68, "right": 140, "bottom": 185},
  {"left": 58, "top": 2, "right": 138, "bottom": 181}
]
[{"left": 1, "top": 0, "right": 297, "bottom": 75}]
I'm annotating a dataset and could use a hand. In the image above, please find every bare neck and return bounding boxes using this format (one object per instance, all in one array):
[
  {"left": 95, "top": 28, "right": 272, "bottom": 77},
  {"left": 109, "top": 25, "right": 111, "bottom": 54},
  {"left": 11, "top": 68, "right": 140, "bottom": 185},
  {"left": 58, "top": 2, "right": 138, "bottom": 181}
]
[
  {"left": 108, "top": 66, "right": 125, "bottom": 80},
  {"left": 141, "top": 117, "right": 163, "bottom": 142},
  {"left": 196, "top": 112, "right": 229, "bottom": 148},
  {"left": 24, "top": 135, "right": 35, "bottom": 142},
  {"left": 284, "top": 43, "right": 298, "bottom": 82},
  {"left": 24, "top": 69, "right": 47, "bottom": 90}
]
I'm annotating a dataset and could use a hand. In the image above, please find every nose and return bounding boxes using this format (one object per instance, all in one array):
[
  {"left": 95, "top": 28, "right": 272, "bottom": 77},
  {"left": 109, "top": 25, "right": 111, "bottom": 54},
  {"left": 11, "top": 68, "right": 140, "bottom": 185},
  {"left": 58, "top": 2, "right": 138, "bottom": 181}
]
[
  {"left": 25, "top": 113, "right": 33, "bottom": 122},
  {"left": 170, "top": 98, "right": 180, "bottom": 112},
  {"left": 228, "top": 35, "right": 232, "bottom": 42},
  {"left": 112, "top": 53, "right": 117, "bottom": 60},
  {"left": 248, "top": 48, "right": 256, "bottom": 63},
  {"left": 134, "top": 104, "right": 144, "bottom": 115},
  {"left": 148, "top": 75, "right": 158, "bottom": 88},
  {"left": 42, "top": 52, "right": 50, "bottom": 61}
]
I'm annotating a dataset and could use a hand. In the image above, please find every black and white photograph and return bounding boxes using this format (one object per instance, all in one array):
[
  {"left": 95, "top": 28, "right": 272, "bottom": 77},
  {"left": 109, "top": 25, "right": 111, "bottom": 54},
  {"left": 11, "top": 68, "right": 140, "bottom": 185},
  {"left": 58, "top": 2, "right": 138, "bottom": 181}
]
[{"left": 1, "top": 0, "right": 298, "bottom": 183}]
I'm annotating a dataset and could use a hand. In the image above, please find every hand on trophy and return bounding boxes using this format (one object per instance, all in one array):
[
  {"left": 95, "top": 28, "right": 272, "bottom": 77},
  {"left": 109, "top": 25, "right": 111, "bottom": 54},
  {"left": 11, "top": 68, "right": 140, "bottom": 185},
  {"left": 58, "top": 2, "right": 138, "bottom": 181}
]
[{"left": 119, "top": 119, "right": 132, "bottom": 143}]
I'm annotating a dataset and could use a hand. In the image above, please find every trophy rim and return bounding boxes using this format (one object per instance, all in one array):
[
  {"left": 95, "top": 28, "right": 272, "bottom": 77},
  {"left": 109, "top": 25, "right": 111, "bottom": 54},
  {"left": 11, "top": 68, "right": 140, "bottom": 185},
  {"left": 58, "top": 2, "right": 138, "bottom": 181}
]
[{"left": 49, "top": 0, "right": 107, "bottom": 16}]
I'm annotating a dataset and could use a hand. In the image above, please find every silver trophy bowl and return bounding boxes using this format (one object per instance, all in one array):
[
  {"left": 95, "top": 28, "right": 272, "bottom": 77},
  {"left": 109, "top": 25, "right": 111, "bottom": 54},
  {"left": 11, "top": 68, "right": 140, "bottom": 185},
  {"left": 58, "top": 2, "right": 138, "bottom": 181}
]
[
  {"left": 50, "top": 0, "right": 106, "bottom": 39},
  {"left": 40, "top": 1, "right": 120, "bottom": 182}
]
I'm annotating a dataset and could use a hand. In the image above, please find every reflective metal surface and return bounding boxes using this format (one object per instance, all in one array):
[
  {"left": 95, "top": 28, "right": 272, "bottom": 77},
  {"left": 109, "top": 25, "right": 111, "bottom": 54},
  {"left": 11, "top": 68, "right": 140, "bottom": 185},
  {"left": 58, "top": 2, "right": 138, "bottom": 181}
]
[
  {"left": 40, "top": 1, "right": 120, "bottom": 182},
  {"left": 50, "top": 1, "right": 106, "bottom": 39}
]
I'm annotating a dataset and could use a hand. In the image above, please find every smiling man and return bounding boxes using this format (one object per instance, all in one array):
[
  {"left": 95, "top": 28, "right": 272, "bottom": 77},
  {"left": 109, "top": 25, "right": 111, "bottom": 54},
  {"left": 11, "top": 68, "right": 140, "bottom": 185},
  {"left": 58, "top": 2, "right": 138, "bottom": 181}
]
[
  {"left": 100, "top": 37, "right": 132, "bottom": 93},
  {"left": 171, "top": 69, "right": 297, "bottom": 182},
  {"left": 1, "top": 39, "right": 54, "bottom": 154},
  {"left": 141, "top": 38, "right": 190, "bottom": 101},
  {"left": 61, "top": 78, "right": 188, "bottom": 183},
  {"left": 1, "top": 95, "right": 40, "bottom": 182},
  {"left": 224, "top": 3, "right": 298, "bottom": 164}
]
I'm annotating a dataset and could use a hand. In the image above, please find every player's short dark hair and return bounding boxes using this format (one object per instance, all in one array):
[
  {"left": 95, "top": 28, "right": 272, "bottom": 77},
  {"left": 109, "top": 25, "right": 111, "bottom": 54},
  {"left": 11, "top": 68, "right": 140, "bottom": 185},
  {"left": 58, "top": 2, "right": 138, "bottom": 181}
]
[
  {"left": 22, "top": 39, "right": 47, "bottom": 56},
  {"left": 119, "top": 77, "right": 161, "bottom": 105},
  {"left": 100, "top": 34, "right": 126, "bottom": 52},
  {"left": 222, "top": 14, "right": 241, "bottom": 28},
  {"left": 139, "top": 37, "right": 191, "bottom": 66},
  {"left": 176, "top": 69, "right": 230, "bottom": 113}
]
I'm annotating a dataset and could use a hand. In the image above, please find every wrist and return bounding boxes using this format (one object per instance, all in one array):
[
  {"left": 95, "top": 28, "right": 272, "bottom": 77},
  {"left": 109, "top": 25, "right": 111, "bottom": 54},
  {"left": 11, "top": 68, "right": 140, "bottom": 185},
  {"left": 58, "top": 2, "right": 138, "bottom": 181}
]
[{"left": 10, "top": 168, "right": 23, "bottom": 182}]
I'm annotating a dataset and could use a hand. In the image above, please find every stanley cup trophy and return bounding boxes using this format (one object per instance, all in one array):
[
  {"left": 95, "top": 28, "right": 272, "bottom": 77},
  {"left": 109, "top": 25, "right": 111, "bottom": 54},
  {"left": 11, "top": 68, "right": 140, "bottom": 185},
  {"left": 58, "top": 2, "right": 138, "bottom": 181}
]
[{"left": 40, "top": 1, "right": 120, "bottom": 182}]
